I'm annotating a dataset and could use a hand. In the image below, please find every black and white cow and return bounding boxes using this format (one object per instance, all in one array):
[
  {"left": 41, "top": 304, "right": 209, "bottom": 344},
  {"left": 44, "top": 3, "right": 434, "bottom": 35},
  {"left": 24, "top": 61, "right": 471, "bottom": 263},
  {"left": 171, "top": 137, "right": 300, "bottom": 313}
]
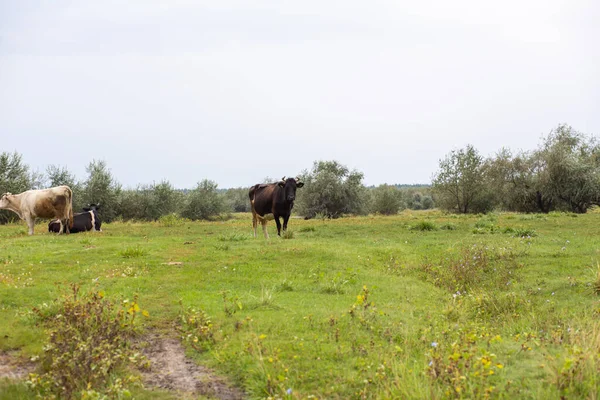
[{"left": 48, "top": 204, "right": 102, "bottom": 233}]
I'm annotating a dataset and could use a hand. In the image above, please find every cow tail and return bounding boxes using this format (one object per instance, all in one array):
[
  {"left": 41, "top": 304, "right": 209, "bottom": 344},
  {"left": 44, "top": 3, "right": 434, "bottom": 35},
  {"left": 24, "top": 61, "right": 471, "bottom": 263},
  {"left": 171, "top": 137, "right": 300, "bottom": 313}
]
[{"left": 65, "top": 186, "right": 74, "bottom": 228}]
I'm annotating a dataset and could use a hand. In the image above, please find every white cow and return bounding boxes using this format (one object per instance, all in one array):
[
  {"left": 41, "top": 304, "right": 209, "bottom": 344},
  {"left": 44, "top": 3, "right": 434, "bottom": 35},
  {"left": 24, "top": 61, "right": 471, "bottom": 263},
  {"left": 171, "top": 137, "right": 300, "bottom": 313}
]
[{"left": 0, "top": 186, "right": 74, "bottom": 235}]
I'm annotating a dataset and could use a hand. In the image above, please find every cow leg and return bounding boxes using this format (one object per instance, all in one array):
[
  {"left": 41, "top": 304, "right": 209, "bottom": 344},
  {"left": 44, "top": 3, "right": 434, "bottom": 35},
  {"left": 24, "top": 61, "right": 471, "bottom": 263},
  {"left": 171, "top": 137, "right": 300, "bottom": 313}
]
[
  {"left": 252, "top": 213, "right": 257, "bottom": 238},
  {"left": 274, "top": 215, "right": 282, "bottom": 236},
  {"left": 63, "top": 217, "right": 70, "bottom": 234},
  {"left": 25, "top": 216, "right": 35, "bottom": 235},
  {"left": 261, "top": 219, "right": 269, "bottom": 239},
  {"left": 282, "top": 214, "right": 290, "bottom": 232}
]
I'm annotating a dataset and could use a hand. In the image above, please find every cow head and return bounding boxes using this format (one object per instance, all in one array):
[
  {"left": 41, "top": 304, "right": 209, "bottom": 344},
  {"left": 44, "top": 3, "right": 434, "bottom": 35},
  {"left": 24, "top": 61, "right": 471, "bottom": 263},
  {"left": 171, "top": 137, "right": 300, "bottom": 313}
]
[
  {"left": 0, "top": 193, "right": 13, "bottom": 209},
  {"left": 277, "top": 177, "right": 304, "bottom": 202},
  {"left": 83, "top": 203, "right": 101, "bottom": 212}
]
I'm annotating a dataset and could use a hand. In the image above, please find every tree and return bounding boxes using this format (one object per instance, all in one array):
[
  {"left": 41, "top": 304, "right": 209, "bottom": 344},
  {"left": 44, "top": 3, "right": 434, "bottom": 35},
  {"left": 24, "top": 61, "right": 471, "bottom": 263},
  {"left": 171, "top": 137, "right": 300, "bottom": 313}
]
[
  {"left": 296, "top": 160, "right": 369, "bottom": 218},
  {"left": 370, "top": 184, "right": 404, "bottom": 215},
  {"left": 432, "top": 145, "right": 491, "bottom": 213},
  {"left": 540, "top": 124, "right": 600, "bottom": 213},
  {"left": 0, "top": 152, "right": 33, "bottom": 223},
  {"left": 82, "top": 160, "right": 121, "bottom": 222},
  {"left": 181, "top": 180, "right": 227, "bottom": 220}
]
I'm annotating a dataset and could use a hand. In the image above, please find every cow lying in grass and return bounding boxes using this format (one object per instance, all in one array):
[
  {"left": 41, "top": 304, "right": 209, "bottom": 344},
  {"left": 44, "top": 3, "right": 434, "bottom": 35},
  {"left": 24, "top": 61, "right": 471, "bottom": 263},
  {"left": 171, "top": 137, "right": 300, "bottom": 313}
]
[
  {"left": 49, "top": 204, "right": 102, "bottom": 233},
  {"left": 0, "top": 186, "right": 74, "bottom": 235}
]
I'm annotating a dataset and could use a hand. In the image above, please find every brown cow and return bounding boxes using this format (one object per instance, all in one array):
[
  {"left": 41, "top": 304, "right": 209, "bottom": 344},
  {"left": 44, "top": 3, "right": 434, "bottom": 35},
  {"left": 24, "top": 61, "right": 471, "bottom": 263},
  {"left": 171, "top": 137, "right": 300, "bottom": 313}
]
[
  {"left": 0, "top": 186, "right": 74, "bottom": 235},
  {"left": 249, "top": 177, "right": 303, "bottom": 238}
]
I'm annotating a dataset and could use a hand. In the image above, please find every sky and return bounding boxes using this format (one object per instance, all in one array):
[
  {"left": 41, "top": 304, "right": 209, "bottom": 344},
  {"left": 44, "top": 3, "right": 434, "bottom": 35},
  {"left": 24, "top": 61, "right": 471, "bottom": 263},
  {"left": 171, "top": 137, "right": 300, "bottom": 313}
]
[{"left": 1, "top": 0, "right": 598, "bottom": 189}]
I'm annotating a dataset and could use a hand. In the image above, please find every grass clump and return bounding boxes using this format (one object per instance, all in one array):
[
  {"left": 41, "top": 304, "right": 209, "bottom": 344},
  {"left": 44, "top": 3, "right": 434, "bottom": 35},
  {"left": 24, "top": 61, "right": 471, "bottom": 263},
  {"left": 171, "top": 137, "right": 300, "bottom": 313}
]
[
  {"left": 158, "top": 213, "right": 187, "bottom": 227},
  {"left": 420, "top": 243, "right": 519, "bottom": 293},
  {"left": 27, "top": 285, "right": 148, "bottom": 399},
  {"left": 512, "top": 228, "right": 538, "bottom": 238},
  {"left": 218, "top": 232, "right": 249, "bottom": 242},
  {"left": 118, "top": 246, "right": 146, "bottom": 258},
  {"left": 410, "top": 221, "right": 438, "bottom": 231},
  {"left": 439, "top": 223, "right": 457, "bottom": 231},
  {"left": 281, "top": 230, "right": 295, "bottom": 239}
]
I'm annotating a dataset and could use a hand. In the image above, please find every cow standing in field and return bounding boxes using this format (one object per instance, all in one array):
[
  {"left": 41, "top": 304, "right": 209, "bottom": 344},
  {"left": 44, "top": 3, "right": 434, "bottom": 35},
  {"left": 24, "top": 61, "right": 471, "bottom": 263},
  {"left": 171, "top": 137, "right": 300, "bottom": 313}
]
[
  {"left": 249, "top": 177, "right": 304, "bottom": 238},
  {"left": 48, "top": 204, "right": 102, "bottom": 233},
  {"left": 0, "top": 186, "right": 74, "bottom": 235}
]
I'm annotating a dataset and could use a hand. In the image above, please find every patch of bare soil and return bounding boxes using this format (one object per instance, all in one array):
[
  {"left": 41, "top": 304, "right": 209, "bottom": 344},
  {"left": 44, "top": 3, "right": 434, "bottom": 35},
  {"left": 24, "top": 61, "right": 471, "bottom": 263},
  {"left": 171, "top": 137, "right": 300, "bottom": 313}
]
[
  {"left": 0, "top": 351, "right": 35, "bottom": 380},
  {"left": 141, "top": 335, "right": 245, "bottom": 399}
]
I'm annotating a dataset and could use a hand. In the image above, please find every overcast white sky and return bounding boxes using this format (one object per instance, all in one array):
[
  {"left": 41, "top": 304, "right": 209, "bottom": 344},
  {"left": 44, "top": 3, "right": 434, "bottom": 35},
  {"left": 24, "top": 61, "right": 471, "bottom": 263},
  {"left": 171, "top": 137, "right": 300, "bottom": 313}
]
[{"left": 1, "top": 0, "right": 598, "bottom": 189}]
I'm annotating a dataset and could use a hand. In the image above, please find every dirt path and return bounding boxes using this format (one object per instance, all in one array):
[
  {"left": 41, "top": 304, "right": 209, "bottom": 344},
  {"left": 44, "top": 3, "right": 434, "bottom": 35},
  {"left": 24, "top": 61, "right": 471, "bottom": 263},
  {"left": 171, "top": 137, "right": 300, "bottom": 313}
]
[
  {"left": 141, "top": 335, "right": 245, "bottom": 399},
  {"left": 0, "top": 351, "right": 35, "bottom": 380},
  {"left": 1, "top": 337, "right": 245, "bottom": 399}
]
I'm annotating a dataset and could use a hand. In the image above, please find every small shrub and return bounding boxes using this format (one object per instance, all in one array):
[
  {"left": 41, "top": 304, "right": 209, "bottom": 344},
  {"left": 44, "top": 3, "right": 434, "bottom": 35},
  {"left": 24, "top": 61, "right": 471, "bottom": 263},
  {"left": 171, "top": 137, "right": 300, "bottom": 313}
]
[
  {"left": 512, "top": 228, "right": 537, "bottom": 238},
  {"left": 177, "top": 303, "right": 215, "bottom": 352},
  {"left": 119, "top": 246, "right": 146, "bottom": 258},
  {"left": 426, "top": 329, "right": 505, "bottom": 398},
  {"left": 221, "top": 290, "right": 242, "bottom": 317},
  {"left": 440, "top": 223, "right": 457, "bottom": 231},
  {"left": 410, "top": 221, "right": 438, "bottom": 231},
  {"left": 28, "top": 285, "right": 148, "bottom": 399},
  {"left": 281, "top": 230, "right": 295, "bottom": 239}
]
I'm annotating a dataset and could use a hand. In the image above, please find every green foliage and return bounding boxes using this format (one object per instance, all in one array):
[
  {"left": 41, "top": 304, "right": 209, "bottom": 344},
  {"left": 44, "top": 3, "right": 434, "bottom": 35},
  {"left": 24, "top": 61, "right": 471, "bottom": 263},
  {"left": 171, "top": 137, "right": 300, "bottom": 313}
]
[
  {"left": 0, "top": 152, "right": 33, "bottom": 224},
  {"left": 433, "top": 145, "right": 491, "bottom": 214},
  {"left": 181, "top": 179, "right": 227, "bottom": 220},
  {"left": 177, "top": 304, "right": 215, "bottom": 352},
  {"left": 420, "top": 243, "right": 519, "bottom": 292},
  {"left": 426, "top": 329, "right": 505, "bottom": 398},
  {"left": 410, "top": 221, "right": 438, "bottom": 231},
  {"left": 119, "top": 181, "right": 183, "bottom": 221},
  {"left": 27, "top": 285, "right": 148, "bottom": 399},
  {"left": 370, "top": 184, "right": 404, "bottom": 215},
  {"left": 119, "top": 246, "right": 146, "bottom": 258},
  {"left": 296, "top": 160, "right": 369, "bottom": 218},
  {"left": 223, "top": 187, "right": 251, "bottom": 213}
]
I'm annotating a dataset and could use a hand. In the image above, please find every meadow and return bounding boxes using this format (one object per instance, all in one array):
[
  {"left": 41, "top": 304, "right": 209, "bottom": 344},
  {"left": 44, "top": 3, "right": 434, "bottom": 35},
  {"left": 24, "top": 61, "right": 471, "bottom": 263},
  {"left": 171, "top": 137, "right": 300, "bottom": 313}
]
[{"left": 1, "top": 210, "right": 600, "bottom": 399}]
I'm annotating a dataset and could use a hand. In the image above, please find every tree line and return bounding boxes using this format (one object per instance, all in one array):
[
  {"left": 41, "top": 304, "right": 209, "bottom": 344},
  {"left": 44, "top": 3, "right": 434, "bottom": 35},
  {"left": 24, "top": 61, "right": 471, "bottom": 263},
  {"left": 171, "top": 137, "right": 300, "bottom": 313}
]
[
  {"left": 4, "top": 123, "right": 591, "bottom": 223},
  {"left": 0, "top": 156, "right": 432, "bottom": 224},
  {"left": 432, "top": 124, "right": 600, "bottom": 213}
]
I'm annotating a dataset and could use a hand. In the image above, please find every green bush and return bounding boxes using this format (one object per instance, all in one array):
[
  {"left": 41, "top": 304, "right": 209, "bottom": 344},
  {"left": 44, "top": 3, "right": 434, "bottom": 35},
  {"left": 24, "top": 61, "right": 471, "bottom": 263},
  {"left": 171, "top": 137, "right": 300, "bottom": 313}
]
[
  {"left": 181, "top": 179, "right": 228, "bottom": 220},
  {"left": 28, "top": 285, "right": 148, "bottom": 399}
]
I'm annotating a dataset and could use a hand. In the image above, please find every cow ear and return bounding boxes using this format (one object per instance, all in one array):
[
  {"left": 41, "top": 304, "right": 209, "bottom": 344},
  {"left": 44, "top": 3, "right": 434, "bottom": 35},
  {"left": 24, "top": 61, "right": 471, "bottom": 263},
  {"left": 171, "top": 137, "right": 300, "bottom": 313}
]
[
  {"left": 83, "top": 207, "right": 90, "bottom": 211},
  {"left": 296, "top": 182, "right": 304, "bottom": 188},
  {"left": 278, "top": 181, "right": 285, "bottom": 187}
]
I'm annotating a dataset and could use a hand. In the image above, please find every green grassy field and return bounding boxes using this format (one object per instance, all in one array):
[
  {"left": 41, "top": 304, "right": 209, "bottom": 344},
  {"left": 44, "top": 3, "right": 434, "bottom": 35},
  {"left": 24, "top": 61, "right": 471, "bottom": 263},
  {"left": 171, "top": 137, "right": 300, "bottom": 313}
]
[{"left": 1, "top": 210, "right": 600, "bottom": 399}]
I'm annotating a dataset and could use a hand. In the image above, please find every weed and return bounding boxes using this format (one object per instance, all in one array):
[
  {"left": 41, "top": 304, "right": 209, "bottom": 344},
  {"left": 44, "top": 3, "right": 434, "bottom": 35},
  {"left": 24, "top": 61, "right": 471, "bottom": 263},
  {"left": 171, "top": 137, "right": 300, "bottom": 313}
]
[
  {"left": 118, "top": 246, "right": 146, "bottom": 258},
  {"left": 27, "top": 285, "right": 148, "bottom": 399},
  {"left": 321, "top": 273, "right": 350, "bottom": 294},
  {"left": 512, "top": 228, "right": 537, "bottom": 238},
  {"left": 177, "top": 303, "right": 215, "bottom": 352},
  {"left": 221, "top": 290, "right": 243, "bottom": 317},
  {"left": 275, "top": 278, "right": 294, "bottom": 292},
  {"left": 410, "top": 221, "right": 438, "bottom": 231},
  {"left": 215, "top": 243, "right": 231, "bottom": 251},
  {"left": 420, "top": 244, "right": 519, "bottom": 293},
  {"left": 281, "top": 230, "right": 295, "bottom": 239},
  {"left": 247, "top": 285, "right": 279, "bottom": 310},
  {"left": 426, "top": 328, "right": 505, "bottom": 398},
  {"left": 299, "top": 226, "right": 316, "bottom": 232},
  {"left": 589, "top": 262, "right": 600, "bottom": 295},
  {"left": 440, "top": 223, "right": 457, "bottom": 231},
  {"left": 218, "top": 232, "right": 249, "bottom": 242}
]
